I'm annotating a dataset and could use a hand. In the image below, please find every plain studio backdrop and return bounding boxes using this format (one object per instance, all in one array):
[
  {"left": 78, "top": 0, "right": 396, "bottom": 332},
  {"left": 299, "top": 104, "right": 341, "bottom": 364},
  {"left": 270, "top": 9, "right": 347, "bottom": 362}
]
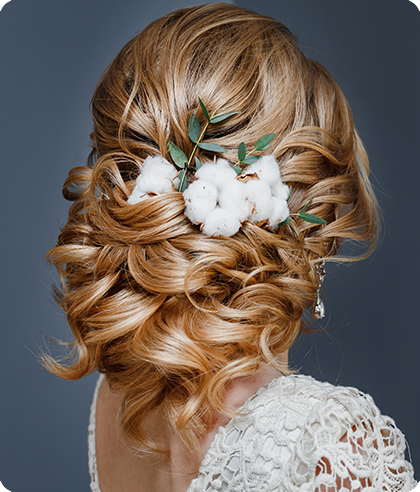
[{"left": 0, "top": 1, "right": 419, "bottom": 490}]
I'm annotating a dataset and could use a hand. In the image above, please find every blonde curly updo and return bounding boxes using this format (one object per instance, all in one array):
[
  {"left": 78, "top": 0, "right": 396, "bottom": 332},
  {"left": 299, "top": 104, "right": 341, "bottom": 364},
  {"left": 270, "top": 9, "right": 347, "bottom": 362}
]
[{"left": 45, "top": 3, "right": 379, "bottom": 451}]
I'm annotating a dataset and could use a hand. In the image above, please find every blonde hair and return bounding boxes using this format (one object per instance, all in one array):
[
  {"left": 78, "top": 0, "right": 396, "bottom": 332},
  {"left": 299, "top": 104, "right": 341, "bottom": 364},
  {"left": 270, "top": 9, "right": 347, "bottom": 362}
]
[{"left": 45, "top": 3, "right": 379, "bottom": 452}]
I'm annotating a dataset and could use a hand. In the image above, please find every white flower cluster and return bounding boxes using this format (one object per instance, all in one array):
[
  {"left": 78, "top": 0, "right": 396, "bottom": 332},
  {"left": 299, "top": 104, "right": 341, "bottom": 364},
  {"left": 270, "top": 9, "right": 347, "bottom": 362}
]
[
  {"left": 184, "top": 155, "right": 289, "bottom": 236},
  {"left": 127, "top": 154, "right": 290, "bottom": 237}
]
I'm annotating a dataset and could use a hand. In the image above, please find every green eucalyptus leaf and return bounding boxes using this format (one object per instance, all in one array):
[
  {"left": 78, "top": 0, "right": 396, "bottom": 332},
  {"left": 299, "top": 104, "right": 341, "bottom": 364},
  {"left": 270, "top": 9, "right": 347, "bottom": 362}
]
[
  {"left": 231, "top": 165, "right": 243, "bottom": 175},
  {"left": 197, "top": 142, "right": 227, "bottom": 153},
  {"left": 298, "top": 212, "right": 326, "bottom": 224},
  {"left": 290, "top": 224, "right": 298, "bottom": 238},
  {"left": 198, "top": 98, "right": 210, "bottom": 122},
  {"left": 168, "top": 142, "right": 187, "bottom": 168},
  {"left": 210, "top": 111, "right": 239, "bottom": 123},
  {"left": 242, "top": 155, "right": 259, "bottom": 164},
  {"left": 195, "top": 156, "right": 202, "bottom": 169},
  {"left": 287, "top": 186, "right": 292, "bottom": 203},
  {"left": 299, "top": 199, "right": 312, "bottom": 214},
  {"left": 177, "top": 168, "right": 188, "bottom": 192},
  {"left": 238, "top": 142, "right": 246, "bottom": 162},
  {"left": 188, "top": 114, "right": 201, "bottom": 143},
  {"left": 279, "top": 217, "right": 291, "bottom": 227},
  {"left": 254, "top": 133, "right": 276, "bottom": 151}
]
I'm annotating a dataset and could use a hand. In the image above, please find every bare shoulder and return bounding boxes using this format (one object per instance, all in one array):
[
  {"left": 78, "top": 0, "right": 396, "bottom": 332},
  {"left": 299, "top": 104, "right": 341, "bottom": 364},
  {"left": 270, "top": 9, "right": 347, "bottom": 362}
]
[
  {"left": 95, "top": 377, "right": 149, "bottom": 492},
  {"left": 95, "top": 378, "right": 199, "bottom": 492}
]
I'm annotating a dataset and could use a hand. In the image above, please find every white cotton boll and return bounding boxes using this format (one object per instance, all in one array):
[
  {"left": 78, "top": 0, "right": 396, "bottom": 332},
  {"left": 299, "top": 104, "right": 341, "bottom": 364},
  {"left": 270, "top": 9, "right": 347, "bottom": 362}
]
[
  {"left": 140, "top": 155, "right": 176, "bottom": 178},
  {"left": 183, "top": 180, "right": 218, "bottom": 223},
  {"left": 268, "top": 197, "right": 290, "bottom": 229},
  {"left": 127, "top": 188, "right": 150, "bottom": 205},
  {"left": 271, "top": 179, "right": 289, "bottom": 201},
  {"left": 202, "top": 207, "right": 241, "bottom": 237},
  {"left": 218, "top": 180, "right": 249, "bottom": 222},
  {"left": 127, "top": 155, "right": 180, "bottom": 204},
  {"left": 136, "top": 155, "right": 179, "bottom": 192},
  {"left": 195, "top": 159, "right": 237, "bottom": 190},
  {"left": 245, "top": 179, "right": 274, "bottom": 223},
  {"left": 134, "top": 172, "right": 175, "bottom": 194},
  {"left": 246, "top": 154, "right": 280, "bottom": 186}
]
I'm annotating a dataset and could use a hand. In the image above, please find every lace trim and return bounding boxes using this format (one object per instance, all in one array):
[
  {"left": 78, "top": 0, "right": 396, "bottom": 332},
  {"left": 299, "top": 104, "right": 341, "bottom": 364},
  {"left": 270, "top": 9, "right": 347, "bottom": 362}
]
[{"left": 88, "top": 373, "right": 105, "bottom": 492}]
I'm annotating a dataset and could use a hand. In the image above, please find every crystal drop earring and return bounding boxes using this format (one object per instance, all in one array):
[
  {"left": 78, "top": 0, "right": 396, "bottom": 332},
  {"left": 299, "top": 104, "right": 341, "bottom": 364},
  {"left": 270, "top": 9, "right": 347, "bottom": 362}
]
[{"left": 312, "top": 260, "right": 326, "bottom": 320}]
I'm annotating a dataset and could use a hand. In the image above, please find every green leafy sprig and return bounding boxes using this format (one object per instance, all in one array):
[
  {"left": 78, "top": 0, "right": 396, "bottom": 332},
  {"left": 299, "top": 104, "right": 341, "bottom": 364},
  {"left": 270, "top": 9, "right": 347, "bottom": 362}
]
[
  {"left": 168, "top": 98, "right": 238, "bottom": 192},
  {"left": 279, "top": 199, "right": 326, "bottom": 237},
  {"left": 168, "top": 98, "right": 326, "bottom": 235},
  {"left": 236, "top": 133, "right": 276, "bottom": 168}
]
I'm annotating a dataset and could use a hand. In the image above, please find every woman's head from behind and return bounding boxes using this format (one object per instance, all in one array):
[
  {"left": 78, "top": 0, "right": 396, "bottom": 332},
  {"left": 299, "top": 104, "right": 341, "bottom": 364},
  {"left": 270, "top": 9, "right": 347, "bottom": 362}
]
[{"left": 46, "top": 3, "right": 379, "bottom": 451}]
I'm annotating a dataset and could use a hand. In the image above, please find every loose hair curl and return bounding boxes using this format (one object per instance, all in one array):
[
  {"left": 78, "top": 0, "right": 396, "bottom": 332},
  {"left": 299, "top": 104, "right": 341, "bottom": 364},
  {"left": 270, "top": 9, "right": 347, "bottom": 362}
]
[{"left": 45, "top": 3, "right": 379, "bottom": 452}]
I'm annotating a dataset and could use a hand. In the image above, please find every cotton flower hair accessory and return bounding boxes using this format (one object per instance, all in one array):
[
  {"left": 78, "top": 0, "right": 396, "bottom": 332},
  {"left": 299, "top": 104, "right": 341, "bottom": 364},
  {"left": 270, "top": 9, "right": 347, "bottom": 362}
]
[
  {"left": 127, "top": 98, "right": 326, "bottom": 237},
  {"left": 183, "top": 155, "right": 291, "bottom": 236},
  {"left": 127, "top": 155, "right": 180, "bottom": 204}
]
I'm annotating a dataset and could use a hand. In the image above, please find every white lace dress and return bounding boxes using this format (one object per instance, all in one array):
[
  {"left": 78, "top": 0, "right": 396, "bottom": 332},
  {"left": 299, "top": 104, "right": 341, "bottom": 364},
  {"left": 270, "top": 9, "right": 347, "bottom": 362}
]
[{"left": 88, "top": 374, "right": 417, "bottom": 491}]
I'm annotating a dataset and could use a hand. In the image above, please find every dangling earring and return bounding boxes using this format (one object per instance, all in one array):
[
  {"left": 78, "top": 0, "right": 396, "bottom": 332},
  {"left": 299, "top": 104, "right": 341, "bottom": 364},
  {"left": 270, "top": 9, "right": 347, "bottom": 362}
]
[{"left": 312, "top": 261, "right": 326, "bottom": 320}]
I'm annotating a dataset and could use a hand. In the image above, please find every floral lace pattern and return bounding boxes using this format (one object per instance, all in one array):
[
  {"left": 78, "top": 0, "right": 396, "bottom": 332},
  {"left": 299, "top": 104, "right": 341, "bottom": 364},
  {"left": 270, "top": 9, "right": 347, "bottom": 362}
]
[{"left": 88, "top": 374, "right": 417, "bottom": 492}]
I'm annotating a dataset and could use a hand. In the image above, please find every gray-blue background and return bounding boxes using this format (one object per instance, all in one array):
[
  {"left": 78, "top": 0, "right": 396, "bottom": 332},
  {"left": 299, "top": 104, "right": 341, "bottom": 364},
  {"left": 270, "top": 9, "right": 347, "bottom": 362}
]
[{"left": 1, "top": 1, "right": 419, "bottom": 490}]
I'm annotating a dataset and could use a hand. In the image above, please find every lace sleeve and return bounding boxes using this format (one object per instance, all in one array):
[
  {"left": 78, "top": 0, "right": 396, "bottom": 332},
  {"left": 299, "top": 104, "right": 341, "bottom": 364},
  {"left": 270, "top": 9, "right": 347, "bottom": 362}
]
[
  {"left": 297, "top": 386, "right": 417, "bottom": 492},
  {"left": 187, "top": 376, "right": 416, "bottom": 492}
]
